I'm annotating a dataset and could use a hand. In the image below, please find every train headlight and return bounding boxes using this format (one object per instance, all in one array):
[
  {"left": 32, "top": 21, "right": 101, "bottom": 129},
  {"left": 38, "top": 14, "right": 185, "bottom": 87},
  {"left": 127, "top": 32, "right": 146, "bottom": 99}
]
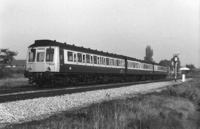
[
  {"left": 47, "top": 67, "right": 51, "bottom": 71},
  {"left": 28, "top": 67, "right": 32, "bottom": 71}
]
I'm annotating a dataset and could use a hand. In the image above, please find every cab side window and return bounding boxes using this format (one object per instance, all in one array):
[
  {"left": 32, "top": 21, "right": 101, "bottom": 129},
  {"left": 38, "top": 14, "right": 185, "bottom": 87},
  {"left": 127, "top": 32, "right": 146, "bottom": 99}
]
[
  {"left": 29, "top": 49, "right": 36, "bottom": 62},
  {"left": 46, "top": 48, "right": 54, "bottom": 62}
]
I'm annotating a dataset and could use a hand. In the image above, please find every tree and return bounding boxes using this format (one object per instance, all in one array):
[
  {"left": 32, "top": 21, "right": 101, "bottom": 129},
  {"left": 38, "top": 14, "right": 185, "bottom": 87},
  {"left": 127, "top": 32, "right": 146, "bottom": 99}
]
[
  {"left": 144, "top": 45, "right": 153, "bottom": 62},
  {"left": 186, "top": 64, "right": 195, "bottom": 74},
  {"left": 0, "top": 49, "right": 18, "bottom": 67},
  {"left": 186, "top": 64, "right": 195, "bottom": 70},
  {"left": 159, "top": 59, "right": 173, "bottom": 70}
]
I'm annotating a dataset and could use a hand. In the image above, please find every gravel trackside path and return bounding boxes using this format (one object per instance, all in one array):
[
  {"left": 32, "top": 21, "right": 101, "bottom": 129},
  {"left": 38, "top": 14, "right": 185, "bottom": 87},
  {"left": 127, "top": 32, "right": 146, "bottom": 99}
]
[{"left": 0, "top": 79, "right": 190, "bottom": 126}]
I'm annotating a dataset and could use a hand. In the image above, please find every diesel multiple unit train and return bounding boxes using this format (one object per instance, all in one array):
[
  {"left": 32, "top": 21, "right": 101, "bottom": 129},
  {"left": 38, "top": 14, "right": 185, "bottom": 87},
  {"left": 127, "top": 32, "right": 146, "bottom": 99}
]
[{"left": 24, "top": 40, "right": 168, "bottom": 87}]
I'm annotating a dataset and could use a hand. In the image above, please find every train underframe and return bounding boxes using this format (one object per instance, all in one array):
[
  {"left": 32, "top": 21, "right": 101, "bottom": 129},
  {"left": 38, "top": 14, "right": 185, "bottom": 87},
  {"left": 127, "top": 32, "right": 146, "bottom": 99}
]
[{"left": 24, "top": 71, "right": 167, "bottom": 88}]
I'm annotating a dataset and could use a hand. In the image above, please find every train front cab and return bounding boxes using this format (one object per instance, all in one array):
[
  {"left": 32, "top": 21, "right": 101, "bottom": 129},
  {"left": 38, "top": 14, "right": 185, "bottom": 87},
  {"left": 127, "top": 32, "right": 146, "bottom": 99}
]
[{"left": 24, "top": 46, "right": 60, "bottom": 86}]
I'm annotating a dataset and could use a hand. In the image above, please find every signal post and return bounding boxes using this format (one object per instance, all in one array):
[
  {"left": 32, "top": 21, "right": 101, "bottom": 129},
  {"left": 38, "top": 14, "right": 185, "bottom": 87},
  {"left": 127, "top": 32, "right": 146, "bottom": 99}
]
[{"left": 173, "top": 53, "right": 180, "bottom": 82}]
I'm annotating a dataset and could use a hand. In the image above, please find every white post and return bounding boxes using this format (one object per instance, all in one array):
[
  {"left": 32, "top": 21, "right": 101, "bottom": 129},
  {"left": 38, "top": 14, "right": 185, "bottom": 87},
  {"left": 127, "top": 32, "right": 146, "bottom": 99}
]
[
  {"left": 182, "top": 74, "right": 185, "bottom": 82},
  {"left": 174, "top": 61, "right": 177, "bottom": 82}
]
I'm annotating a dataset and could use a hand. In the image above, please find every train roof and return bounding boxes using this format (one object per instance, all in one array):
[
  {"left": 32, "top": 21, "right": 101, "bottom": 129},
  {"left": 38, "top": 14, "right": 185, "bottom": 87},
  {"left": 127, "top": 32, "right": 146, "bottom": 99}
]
[
  {"left": 126, "top": 56, "right": 162, "bottom": 66},
  {"left": 126, "top": 56, "right": 152, "bottom": 64},
  {"left": 29, "top": 39, "right": 164, "bottom": 66},
  {"left": 29, "top": 39, "right": 125, "bottom": 58}
]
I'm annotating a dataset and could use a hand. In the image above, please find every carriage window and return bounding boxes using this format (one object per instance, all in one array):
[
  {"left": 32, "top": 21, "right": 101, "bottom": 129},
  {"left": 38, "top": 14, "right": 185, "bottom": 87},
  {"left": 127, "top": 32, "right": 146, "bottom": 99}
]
[
  {"left": 128, "top": 62, "right": 131, "bottom": 68},
  {"left": 138, "top": 63, "right": 140, "bottom": 68},
  {"left": 86, "top": 54, "right": 90, "bottom": 63},
  {"left": 116, "top": 60, "right": 119, "bottom": 66},
  {"left": 74, "top": 53, "right": 77, "bottom": 62},
  {"left": 94, "top": 56, "right": 97, "bottom": 64},
  {"left": 106, "top": 58, "right": 109, "bottom": 65},
  {"left": 83, "top": 54, "right": 85, "bottom": 63},
  {"left": 136, "top": 63, "right": 139, "bottom": 68},
  {"left": 141, "top": 64, "right": 144, "bottom": 69},
  {"left": 120, "top": 60, "right": 123, "bottom": 66},
  {"left": 100, "top": 57, "right": 103, "bottom": 65},
  {"left": 112, "top": 59, "right": 114, "bottom": 66},
  {"left": 28, "top": 49, "right": 36, "bottom": 62},
  {"left": 119, "top": 60, "right": 121, "bottom": 66},
  {"left": 122, "top": 61, "right": 125, "bottom": 67},
  {"left": 109, "top": 59, "right": 112, "bottom": 66},
  {"left": 78, "top": 53, "right": 82, "bottom": 63},
  {"left": 68, "top": 51, "right": 73, "bottom": 62},
  {"left": 149, "top": 65, "right": 151, "bottom": 69},
  {"left": 46, "top": 48, "right": 54, "bottom": 62},
  {"left": 131, "top": 62, "right": 133, "bottom": 67},
  {"left": 145, "top": 64, "right": 148, "bottom": 69}
]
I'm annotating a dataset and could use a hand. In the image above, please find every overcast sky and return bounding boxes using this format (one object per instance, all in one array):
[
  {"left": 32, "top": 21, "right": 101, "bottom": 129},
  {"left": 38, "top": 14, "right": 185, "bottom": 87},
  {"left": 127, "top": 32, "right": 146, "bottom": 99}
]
[{"left": 0, "top": 0, "right": 199, "bottom": 68}]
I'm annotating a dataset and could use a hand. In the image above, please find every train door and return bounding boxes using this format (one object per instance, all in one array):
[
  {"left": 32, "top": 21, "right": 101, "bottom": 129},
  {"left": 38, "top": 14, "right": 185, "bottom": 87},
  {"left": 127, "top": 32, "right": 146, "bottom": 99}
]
[
  {"left": 59, "top": 48, "right": 64, "bottom": 72},
  {"left": 125, "top": 57, "right": 127, "bottom": 74}
]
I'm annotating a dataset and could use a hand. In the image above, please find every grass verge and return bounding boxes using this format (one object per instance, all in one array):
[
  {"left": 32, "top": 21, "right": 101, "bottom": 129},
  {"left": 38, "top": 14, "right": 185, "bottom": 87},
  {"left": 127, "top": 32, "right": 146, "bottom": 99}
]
[
  {"left": 0, "top": 77, "right": 28, "bottom": 89},
  {"left": 0, "top": 67, "right": 28, "bottom": 88}
]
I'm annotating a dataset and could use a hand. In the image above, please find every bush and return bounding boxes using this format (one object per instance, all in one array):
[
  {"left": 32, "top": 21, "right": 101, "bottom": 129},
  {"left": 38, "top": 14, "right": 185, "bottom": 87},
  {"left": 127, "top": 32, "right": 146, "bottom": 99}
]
[
  {"left": 0, "top": 68, "right": 13, "bottom": 78},
  {"left": 0, "top": 67, "right": 25, "bottom": 79}
]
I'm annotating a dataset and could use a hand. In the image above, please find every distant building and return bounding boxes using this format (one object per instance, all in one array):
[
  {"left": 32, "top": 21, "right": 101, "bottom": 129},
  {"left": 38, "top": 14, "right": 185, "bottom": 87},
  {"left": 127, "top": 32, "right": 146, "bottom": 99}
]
[{"left": 11, "top": 60, "right": 26, "bottom": 68}]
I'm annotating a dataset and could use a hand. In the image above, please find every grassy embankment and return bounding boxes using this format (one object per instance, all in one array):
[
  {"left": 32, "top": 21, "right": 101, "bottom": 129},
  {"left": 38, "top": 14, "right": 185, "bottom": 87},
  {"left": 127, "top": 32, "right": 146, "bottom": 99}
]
[
  {"left": 0, "top": 68, "right": 28, "bottom": 88},
  {"left": 2, "top": 70, "right": 200, "bottom": 129}
]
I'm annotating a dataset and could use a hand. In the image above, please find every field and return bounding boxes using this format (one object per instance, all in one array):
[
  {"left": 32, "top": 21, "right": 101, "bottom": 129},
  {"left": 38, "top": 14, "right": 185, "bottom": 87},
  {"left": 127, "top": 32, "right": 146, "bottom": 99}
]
[{"left": 1, "top": 70, "right": 200, "bottom": 129}]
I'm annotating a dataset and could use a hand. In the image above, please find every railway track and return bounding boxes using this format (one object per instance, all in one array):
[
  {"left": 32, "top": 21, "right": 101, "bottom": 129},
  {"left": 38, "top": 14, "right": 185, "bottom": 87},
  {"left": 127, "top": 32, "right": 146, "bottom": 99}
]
[{"left": 0, "top": 78, "right": 187, "bottom": 103}]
